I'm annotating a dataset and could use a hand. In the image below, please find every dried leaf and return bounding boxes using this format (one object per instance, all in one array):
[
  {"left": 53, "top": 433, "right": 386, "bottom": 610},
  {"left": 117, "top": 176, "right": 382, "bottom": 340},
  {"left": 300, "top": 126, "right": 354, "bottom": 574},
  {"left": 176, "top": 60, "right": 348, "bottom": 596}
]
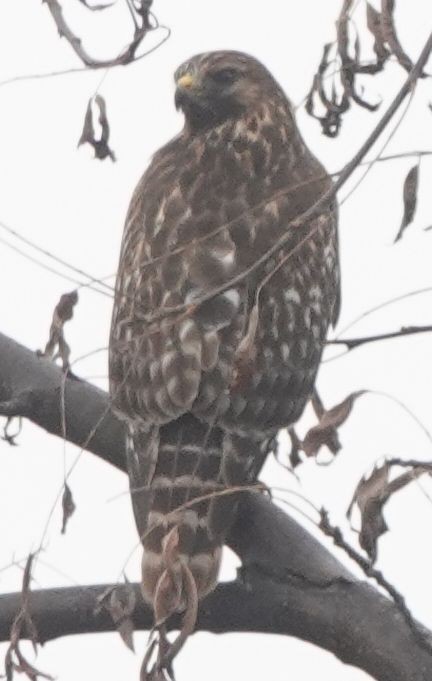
[
  {"left": 394, "top": 164, "right": 419, "bottom": 242},
  {"left": 42, "top": 290, "right": 78, "bottom": 369},
  {"left": 302, "top": 391, "right": 366, "bottom": 458},
  {"left": 366, "top": 3, "right": 390, "bottom": 64},
  {"left": 61, "top": 483, "right": 76, "bottom": 534},
  {"left": 11, "top": 648, "right": 53, "bottom": 681},
  {"left": 2, "top": 417, "right": 22, "bottom": 446},
  {"left": 78, "top": 95, "right": 116, "bottom": 162},
  {"left": 381, "top": 0, "right": 414, "bottom": 73},
  {"left": 77, "top": 0, "right": 116, "bottom": 9},
  {"left": 21, "top": 554, "right": 34, "bottom": 602},
  {"left": 305, "top": 43, "right": 349, "bottom": 138},
  {"left": 288, "top": 427, "right": 302, "bottom": 469},
  {"left": 135, "top": 0, "right": 153, "bottom": 28},
  {"left": 336, "top": 4, "right": 381, "bottom": 113},
  {"left": 102, "top": 582, "right": 137, "bottom": 651},
  {"left": 140, "top": 638, "right": 172, "bottom": 681},
  {"left": 347, "top": 461, "right": 429, "bottom": 562},
  {"left": 5, "top": 555, "right": 54, "bottom": 681}
]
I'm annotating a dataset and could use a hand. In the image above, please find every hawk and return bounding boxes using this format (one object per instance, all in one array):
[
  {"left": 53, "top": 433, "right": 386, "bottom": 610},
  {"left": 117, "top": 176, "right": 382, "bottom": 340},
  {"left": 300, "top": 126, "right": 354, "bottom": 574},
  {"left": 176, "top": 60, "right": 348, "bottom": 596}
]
[{"left": 109, "top": 50, "right": 340, "bottom": 662}]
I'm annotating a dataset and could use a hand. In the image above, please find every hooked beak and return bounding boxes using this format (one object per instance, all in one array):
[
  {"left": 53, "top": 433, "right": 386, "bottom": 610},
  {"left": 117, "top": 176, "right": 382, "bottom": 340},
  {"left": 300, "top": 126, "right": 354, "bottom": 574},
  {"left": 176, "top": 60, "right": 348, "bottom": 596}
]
[
  {"left": 177, "top": 73, "right": 195, "bottom": 90},
  {"left": 175, "top": 72, "right": 196, "bottom": 110}
]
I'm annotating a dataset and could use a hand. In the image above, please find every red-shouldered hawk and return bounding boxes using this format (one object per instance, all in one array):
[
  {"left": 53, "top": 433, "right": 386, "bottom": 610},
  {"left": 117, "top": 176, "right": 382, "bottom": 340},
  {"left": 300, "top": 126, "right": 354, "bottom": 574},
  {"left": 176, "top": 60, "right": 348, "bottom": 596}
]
[{"left": 109, "top": 50, "right": 340, "bottom": 662}]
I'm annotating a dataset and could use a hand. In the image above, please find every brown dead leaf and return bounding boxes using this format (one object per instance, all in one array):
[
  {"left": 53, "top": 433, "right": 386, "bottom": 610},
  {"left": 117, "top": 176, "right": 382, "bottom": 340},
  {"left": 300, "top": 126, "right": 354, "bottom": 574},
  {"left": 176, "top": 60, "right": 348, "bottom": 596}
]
[
  {"left": 394, "top": 164, "right": 419, "bottom": 242},
  {"left": 366, "top": 3, "right": 390, "bottom": 64},
  {"left": 42, "top": 290, "right": 78, "bottom": 369},
  {"left": 288, "top": 427, "right": 302, "bottom": 469},
  {"left": 302, "top": 391, "right": 366, "bottom": 459},
  {"left": 2, "top": 417, "right": 22, "bottom": 446},
  {"left": 381, "top": 0, "right": 414, "bottom": 73},
  {"left": 305, "top": 43, "right": 349, "bottom": 138},
  {"left": 347, "top": 460, "right": 429, "bottom": 562},
  {"left": 61, "top": 483, "right": 76, "bottom": 535},
  {"left": 78, "top": 95, "right": 116, "bottom": 162},
  {"left": 77, "top": 0, "right": 116, "bottom": 9},
  {"left": 140, "top": 639, "right": 172, "bottom": 681},
  {"left": 97, "top": 581, "right": 136, "bottom": 651},
  {"left": 5, "top": 554, "right": 54, "bottom": 681}
]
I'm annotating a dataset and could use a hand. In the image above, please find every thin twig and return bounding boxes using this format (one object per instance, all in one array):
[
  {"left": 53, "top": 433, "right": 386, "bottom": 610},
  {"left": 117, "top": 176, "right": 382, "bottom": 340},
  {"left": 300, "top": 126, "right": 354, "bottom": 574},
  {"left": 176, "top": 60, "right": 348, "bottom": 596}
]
[
  {"left": 335, "top": 285, "right": 432, "bottom": 339},
  {"left": 0, "top": 24, "right": 171, "bottom": 89},
  {"left": 327, "top": 324, "right": 432, "bottom": 350},
  {"left": 319, "top": 508, "right": 432, "bottom": 654},
  {"left": 0, "top": 218, "right": 114, "bottom": 293}
]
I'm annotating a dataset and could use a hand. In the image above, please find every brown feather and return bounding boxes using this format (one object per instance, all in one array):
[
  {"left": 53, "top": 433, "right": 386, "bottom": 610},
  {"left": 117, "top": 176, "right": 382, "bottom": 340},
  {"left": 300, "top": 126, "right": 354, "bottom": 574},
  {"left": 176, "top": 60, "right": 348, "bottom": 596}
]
[{"left": 109, "top": 50, "right": 340, "bottom": 623}]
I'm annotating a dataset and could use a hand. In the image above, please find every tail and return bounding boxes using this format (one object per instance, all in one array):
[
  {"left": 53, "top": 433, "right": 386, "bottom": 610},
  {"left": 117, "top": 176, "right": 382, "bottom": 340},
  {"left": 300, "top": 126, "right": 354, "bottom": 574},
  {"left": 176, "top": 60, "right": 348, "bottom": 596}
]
[{"left": 127, "top": 414, "right": 260, "bottom": 624}]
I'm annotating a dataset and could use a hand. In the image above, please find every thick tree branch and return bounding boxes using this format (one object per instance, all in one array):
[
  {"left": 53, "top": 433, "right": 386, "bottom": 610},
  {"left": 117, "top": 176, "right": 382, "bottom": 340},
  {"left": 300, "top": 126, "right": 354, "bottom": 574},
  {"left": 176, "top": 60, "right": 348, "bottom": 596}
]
[
  {"left": 0, "top": 567, "right": 431, "bottom": 681},
  {"left": 0, "top": 332, "right": 125, "bottom": 470},
  {"left": 2, "top": 331, "right": 432, "bottom": 680}
]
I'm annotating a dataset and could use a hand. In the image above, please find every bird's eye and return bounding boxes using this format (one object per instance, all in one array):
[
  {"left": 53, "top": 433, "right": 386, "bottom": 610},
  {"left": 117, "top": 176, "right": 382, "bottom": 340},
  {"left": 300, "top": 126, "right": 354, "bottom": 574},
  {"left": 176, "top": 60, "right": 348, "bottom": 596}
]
[{"left": 211, "top": 68, "right": 240, "bottom": 85}]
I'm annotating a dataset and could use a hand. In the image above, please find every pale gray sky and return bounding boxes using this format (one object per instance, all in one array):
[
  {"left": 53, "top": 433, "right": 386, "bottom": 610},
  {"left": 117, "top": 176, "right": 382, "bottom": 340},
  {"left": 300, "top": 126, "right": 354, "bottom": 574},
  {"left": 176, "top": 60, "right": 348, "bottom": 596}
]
[{"left": 1, "top": 1, "right": 432, "bottom": 679}]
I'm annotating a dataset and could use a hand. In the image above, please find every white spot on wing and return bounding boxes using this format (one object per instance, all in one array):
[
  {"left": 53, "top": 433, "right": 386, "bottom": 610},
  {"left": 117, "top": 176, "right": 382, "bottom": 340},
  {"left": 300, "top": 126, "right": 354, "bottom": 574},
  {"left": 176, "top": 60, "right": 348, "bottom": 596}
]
[
  {"left": 223, "top": 288, "right": 240, "bottom": 309},
  {"left": 283, "top": 288, "right": 301, "bottom": 304},
  {"left": 281, "top": 342, "right": 290, "bottom": 361}
]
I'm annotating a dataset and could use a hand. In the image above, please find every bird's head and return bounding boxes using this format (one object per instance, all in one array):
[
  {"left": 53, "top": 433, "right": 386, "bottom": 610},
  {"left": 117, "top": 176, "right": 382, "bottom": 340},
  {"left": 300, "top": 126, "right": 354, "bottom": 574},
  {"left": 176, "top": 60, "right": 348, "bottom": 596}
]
[{"left": 174, "top": 50, "right": 282, "bottom": 131}]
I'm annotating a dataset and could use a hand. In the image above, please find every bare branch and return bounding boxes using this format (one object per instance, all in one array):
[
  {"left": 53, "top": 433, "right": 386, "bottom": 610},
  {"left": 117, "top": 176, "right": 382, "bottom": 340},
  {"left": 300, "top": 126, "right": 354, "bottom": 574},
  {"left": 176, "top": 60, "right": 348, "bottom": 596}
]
[
  {"left": 1, "top": 509, "right": 432, "bottom": 681},
  {"left": 320, "top": 509, "right": 432, "bottom": 654},
  {"left": 327, "top": 324, "right": 432, "bottom": 350},
  {"left": 42, "top": 0, "right": 151, "bottom": 68}
]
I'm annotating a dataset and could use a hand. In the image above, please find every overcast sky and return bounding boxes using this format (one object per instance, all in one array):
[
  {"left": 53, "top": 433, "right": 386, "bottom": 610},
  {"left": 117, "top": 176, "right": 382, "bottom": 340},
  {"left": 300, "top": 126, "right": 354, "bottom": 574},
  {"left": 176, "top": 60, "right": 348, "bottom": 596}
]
[{"left": 1, "top": 1, "right": 432, "bottom": 680}]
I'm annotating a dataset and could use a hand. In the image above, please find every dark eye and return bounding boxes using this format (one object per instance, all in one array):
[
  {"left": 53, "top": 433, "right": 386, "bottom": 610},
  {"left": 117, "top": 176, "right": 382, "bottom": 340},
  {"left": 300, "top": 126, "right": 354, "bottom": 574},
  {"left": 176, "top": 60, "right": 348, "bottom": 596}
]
[{"left": 211, "top": 68, "right": 240, "bottom": 85}]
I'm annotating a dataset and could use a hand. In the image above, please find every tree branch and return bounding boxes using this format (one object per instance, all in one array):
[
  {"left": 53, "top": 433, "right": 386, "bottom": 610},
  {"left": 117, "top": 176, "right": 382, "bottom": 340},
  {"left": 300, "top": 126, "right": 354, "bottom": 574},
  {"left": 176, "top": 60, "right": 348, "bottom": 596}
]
[
  {"left": 2, "top": 331, "right": 432, "bottom": 680},
  {"left": 1, "top": 500, "right": 432, "bottom": 681},
  {"left": 0, "top": 332, "right": 125, "bottom": 470},
  {"left": 42, "top": 0, "right": 151, "bottom": 68},
  {"left": 327, "top": 324, "right": 432, "bottom": 350}
]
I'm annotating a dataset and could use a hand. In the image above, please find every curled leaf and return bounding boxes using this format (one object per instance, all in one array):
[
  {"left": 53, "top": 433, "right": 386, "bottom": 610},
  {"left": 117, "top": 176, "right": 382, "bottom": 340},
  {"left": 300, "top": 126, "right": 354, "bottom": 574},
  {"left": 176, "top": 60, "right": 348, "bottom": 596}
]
[
  {"left": 78, "top": 95, "right": 116, "bottom": 162},
  {"left": 5, "top": 554, "right": 54, "bottom": 681},
  {"left": 306, "top": 0, "right": 384, "bottom": 136},
  {"left": 381, "top": 0, "right": 414, "bottom": 73},
  {"left": 77, "top": 0, "right": 116, "bottom": 9},
  {"left": 336, "top": 1, "right": 380, "bottom": 111},
  {"left": 2, "top": 417, "right": 22, "bottom": 446},
  {"left": 97, "top": 581, "right": 137, "bottom": 651},
  {"left": 366, "top": 3, "right": 390, "bottom": 64},
  {"left": 287, "top": 427, "right": 302, "bottom": 469},
  {"left": 347, "top": 460, "right": 429, "bottom": 562},
  {"left": 305, "top": 43, "right": 349, "bottom": 138},
  {"left": 42, "top": 290, "right": 78, "bottom": 369},
  {"left": 302, "top": 391, "right": 366, "bottom": 459},
  {"left": 61, "top": 483, "right": 76, "bottom": 534},
  {"left": 394, "top": 164, "right": 419, "bottom": 242}
]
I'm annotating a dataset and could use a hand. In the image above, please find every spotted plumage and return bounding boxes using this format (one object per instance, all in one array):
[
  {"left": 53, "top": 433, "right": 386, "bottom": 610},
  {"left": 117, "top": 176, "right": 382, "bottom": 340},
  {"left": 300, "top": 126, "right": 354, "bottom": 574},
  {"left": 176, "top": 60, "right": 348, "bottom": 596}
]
[{"left": 109, "top": 50, "right": 340, "bottom": 628}]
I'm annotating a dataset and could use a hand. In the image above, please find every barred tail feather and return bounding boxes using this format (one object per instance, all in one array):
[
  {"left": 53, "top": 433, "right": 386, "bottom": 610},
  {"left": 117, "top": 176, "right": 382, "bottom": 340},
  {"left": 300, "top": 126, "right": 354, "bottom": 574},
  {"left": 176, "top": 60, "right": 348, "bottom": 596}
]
[{"left": 127, "top": 415, "right": 238, "bottom": 621}]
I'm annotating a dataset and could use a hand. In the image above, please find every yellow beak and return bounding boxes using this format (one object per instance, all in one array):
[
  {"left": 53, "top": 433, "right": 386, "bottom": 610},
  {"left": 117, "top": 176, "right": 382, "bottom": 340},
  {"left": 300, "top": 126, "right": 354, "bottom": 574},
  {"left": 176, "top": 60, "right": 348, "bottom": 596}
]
[{"left": 177, "top": 73, "right": 194, "bottom": 89}]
